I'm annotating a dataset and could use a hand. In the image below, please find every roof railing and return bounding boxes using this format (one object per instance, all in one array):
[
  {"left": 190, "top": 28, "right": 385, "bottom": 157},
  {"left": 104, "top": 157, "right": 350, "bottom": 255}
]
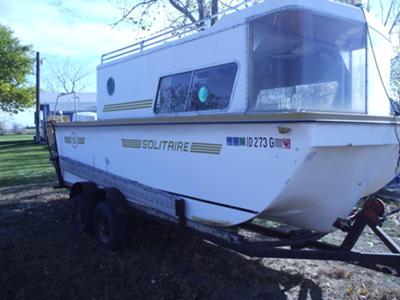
[{"left": 101, "top": 0, "right": 258, "bottom": 64}]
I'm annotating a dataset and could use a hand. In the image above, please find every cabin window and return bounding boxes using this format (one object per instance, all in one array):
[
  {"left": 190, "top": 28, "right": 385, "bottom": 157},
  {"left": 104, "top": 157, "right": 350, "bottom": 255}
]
[
  {"left": 155, "top": 71, "right": 191, "bottom": 113},
  {"left": 186, "top": 63, "right": 237, "bottom": 111},
  {"left": 249, "top": 9, "right": 367, "bottom": 113},
  {"left": 155, "top": 63, "right": 237, "bottom": 113}
]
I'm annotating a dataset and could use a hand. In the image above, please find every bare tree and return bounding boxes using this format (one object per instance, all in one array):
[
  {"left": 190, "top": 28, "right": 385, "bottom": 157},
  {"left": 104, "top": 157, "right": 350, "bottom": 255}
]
[
  {"left": 44, "top": 59, "right": 93, "bottom": 93},
  {"left": 351, "top": 0, "right": 400, "bottom": 37},
  {"left": 335, "top": 0, "right": 400, "bottom": 97},
  {"left": 114, "top": 0, "right": 398, "bottom": 34},
  {"left": 112, "top": 0, "right": 244, "bottom": 31}
]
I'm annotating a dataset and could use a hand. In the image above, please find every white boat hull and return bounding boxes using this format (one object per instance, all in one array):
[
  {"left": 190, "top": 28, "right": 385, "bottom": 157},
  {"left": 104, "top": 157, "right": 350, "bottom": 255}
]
[{"left": 56, "top": 120, "right": 398, "bottom": 232}]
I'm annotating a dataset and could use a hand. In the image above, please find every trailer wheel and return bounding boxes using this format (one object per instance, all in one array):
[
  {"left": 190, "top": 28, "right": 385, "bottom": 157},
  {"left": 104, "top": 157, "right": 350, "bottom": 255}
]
[
  {"left": 71, "top": 193, "right": 93, "bottom": 234},
  {"left": 93, "top": 200, "right": 127, "bottom": 251}
]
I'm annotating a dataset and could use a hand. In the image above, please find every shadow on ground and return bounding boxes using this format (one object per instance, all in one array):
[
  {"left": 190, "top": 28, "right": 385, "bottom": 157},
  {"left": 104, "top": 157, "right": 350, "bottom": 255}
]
[
  {"left": 0, "top": 140, "right": 34, "bottom": 151},
  {"left": 0, "top": 184, "right": 324, "bottom": 300}
]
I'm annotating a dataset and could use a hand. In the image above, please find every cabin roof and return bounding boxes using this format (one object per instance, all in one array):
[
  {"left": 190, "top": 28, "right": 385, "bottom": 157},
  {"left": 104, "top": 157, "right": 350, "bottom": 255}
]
[
  {"left": 211, "top": 0, "right": 364, "bottom": 30},
  {"left": 100, "top": 0, "right": 388, "bottom": 68}
]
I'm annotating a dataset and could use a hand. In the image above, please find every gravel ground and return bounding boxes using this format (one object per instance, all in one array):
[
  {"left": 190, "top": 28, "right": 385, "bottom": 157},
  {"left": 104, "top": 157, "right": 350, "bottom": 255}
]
[{"left": 0, "top": 183, "right": 400, "bottom": 300}]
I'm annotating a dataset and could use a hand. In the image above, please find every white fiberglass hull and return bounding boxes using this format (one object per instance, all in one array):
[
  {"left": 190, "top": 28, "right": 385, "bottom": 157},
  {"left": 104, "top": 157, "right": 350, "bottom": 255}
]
[{"left": 56, "top": 119, "right": 398, "bottom": 232}]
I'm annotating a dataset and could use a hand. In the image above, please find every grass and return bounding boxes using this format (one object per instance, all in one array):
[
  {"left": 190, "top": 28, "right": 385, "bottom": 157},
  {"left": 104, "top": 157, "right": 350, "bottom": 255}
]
[{"left": 0, "top": 134, "right": 56, "bottom": 187}]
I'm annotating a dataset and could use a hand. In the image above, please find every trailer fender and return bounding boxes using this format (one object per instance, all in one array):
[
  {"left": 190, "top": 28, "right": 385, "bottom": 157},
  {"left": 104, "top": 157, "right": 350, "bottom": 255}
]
[{"left": 70, "top": 181, "right": 98, "bottom": 199}]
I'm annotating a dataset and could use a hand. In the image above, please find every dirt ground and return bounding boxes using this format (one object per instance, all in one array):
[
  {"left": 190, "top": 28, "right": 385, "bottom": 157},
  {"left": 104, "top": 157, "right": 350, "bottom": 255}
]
[{"left": 1, "top": 183, "right": 400, "bottom": 300}]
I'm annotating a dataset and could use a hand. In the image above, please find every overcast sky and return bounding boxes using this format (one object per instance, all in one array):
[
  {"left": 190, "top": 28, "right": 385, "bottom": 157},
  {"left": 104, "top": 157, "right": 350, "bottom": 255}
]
[{"left": 0, "top": 0, "right": 146, "bottom": 92}]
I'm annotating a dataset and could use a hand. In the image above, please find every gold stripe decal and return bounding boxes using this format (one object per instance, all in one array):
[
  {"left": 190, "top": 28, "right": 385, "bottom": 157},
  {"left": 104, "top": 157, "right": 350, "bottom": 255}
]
[
  {"left": 104, "top": 99, "right": 152, "bottom": 112},
  {"left": 122, "top": 139, "right": 222, "bottom": 155},
  {"left": 122, "top": 139, "right": 141, "bottom": 148},
  {"left": 190, "top": 142, "right": 222, "bottom": 155}
]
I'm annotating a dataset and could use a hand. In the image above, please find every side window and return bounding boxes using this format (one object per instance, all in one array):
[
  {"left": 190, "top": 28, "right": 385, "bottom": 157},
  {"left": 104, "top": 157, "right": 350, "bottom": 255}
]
[
  {"left": 155, "top": 71, "right": 191, "bottom": 113},
  {"left": 186, "top": 63, "right": 237, "bottom": 111},
  {"left": 154, "top": 63, "right": 238, "bottom": 113}
]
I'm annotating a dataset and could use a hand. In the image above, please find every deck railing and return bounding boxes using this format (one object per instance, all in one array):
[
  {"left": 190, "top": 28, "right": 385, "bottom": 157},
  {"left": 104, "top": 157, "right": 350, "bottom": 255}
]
[{"left": 101, "top": 0, "right": 258, "bottom": 63}]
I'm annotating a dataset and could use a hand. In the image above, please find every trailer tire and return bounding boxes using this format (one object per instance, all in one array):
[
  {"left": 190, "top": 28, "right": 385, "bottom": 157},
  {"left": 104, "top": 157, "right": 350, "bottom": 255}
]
[
  {"left": 71, "top": 193, "right": 93, "bottom": 234},
  {"left": 93, "top": 200, "right": 127, "bottom": 251}
]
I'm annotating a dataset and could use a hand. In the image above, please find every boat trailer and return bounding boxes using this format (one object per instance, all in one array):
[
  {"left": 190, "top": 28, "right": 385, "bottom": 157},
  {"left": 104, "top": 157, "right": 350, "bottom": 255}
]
[
  {"left": 46, "top": 122, "right": 400, "bottom": 278},
  {"left": 146, "top": 197, "right": 400, "bottom": 278}
]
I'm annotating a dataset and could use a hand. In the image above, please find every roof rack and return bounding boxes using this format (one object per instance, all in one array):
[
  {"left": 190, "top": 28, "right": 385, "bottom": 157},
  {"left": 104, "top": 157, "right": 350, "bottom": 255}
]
[{"left": 101, "top": 0, "right": 258, "bottom": 64}]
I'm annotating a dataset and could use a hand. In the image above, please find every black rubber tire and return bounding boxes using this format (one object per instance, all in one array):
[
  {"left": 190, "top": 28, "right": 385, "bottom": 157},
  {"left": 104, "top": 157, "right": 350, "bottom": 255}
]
[
  {"left": 71, "top": 193, "right": 94, "bottom": 235},
  {"left": 93, "top": 201, "right": 127, "bottom": 251}
]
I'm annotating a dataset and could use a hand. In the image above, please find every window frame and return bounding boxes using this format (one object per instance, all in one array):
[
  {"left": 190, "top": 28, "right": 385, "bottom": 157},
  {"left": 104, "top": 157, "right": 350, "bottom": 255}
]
[{"left": 154, "top": 61, "right": 239, "bottom": 115}]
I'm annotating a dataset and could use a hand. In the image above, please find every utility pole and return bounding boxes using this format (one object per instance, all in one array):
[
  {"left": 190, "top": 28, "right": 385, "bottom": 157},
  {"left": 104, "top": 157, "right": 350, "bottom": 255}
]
[{"left": 35, "top": 51, "right": 40, "bottom": 143}]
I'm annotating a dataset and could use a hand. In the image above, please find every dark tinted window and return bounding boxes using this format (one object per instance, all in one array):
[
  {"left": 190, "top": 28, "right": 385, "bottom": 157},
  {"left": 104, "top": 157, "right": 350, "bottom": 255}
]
[
  {"left": 186, "top": 63, "right": 237, "bottom": 111},
  {"left": 155, "top": 63, "right": 237, "bottom": 113},
  {"left": 155, "top": 72, "right": 191, "bottom": 113}
]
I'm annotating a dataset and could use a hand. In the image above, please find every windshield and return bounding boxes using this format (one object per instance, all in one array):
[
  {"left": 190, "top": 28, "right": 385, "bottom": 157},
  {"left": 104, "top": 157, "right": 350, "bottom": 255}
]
[{"left": 249, "top": 8, "right": 367, "bottom": 113}]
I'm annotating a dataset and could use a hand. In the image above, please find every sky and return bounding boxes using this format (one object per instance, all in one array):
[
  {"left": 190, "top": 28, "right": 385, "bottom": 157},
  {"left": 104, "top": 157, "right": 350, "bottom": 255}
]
[
  {"left": 0, "top": 0, "right": 156, "bottom": 128},
  {"left": 0, "top": 0, "right": 150, "bottom": 92},
  {"left": 1, "top": 0, "right": 398, "bottom": 92}
]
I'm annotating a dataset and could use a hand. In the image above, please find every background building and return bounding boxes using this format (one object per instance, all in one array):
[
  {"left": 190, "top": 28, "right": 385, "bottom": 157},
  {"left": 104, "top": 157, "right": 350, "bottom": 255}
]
[{"left": 0, "top": 92, "right": 96, "bottom": 132}]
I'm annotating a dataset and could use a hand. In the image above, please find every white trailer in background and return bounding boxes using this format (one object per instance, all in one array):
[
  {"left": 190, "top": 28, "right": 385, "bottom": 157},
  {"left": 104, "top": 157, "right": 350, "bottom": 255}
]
[{"left": 47, "top": 0, "right": 400, "bottom": 276}]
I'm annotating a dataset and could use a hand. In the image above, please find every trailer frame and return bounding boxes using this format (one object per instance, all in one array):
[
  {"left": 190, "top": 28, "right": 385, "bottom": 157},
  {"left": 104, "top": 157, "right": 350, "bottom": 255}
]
[{"left": 46, "top": 124, "right": 400, "bottom": 278}]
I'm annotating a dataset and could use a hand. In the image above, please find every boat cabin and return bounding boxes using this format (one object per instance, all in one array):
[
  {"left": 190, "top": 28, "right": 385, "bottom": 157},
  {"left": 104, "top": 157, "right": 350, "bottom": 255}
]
[{"left": 97, "top": 0, "right": 393, "bottom": 120}]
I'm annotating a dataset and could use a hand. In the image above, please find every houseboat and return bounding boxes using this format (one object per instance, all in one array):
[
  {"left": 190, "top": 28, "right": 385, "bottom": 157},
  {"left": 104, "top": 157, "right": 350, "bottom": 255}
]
[{"left": 53, "top": 0, "right": 398, "bottom": 232}]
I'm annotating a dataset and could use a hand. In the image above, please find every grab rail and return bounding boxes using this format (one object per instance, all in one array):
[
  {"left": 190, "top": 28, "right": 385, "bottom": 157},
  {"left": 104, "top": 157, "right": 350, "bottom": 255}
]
[
  {"left": 53, "top": 92, "right": 79, "bottom": 122},
  {"left": 101, "top": 0, "right": 258, "bottom": 63}
]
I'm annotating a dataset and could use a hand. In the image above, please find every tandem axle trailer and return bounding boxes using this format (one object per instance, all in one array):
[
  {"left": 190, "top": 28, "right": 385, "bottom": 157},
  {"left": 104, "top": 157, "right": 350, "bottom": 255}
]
[{"left": 46, "top": 123, "right": 400, "bottom": 278}]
